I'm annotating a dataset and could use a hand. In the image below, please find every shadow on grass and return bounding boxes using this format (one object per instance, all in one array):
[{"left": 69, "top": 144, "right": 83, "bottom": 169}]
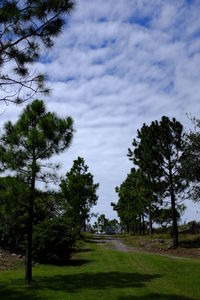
[
  {"left": 66, "top": 259, "right": 93, "bottom": 266},
  {"left": 75, "top": 248, "right": 93, "bottom": 253},
  {"left": 33, "top": 258, "right": 93, "bottom": 267},
  {"left": 0, "top": 271, "right": 161, "bottom": 299},
  {"left": 118, "top": 293, "right": 194, "bottom": 300},
  {"left": 32, "top": 271, "right": 161, "bottom": 292},
  {"left": 0, "top": 285, "right": 41, "bottom": 300},
  {"left": 0, "top": 272, "right": 194, "bottom": 300}
]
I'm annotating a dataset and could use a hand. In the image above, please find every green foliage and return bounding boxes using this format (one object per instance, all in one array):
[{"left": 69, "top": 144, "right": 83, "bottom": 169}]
[
  {"left": 0, "top": 176, "right": 65, "bottom": 254},
  {"left": 94, "top": 214, "right": 109, "bottom": 233},
  {"left": 61, "top": 157, "right": 99, "bottom": 234},
  {"left": 153, "top": 205, "right": 185, "bottom": 228},
  {"left": 94, "top": 214, "right": 120, "bottom": 233},
  {"left": 129, "top": 116, "right": 185, "bottom": 197},
  {"left": 0, "top": 99, "right": 73, "bottom": 282},
  {"left": 128, "top": 116, "right": 186, "bottom": 246},
  {"left": 114, "top": 168, "right": 137, "bottom": 232},
  {"left": 113, "top": 116, "right": 187, "bottom": 241},
  {"left": 113, "top": 168, "right": 147, "bottom": 234},
  {"left": 0, "top": 175, "right": 75, "bottom": 266},
  {"left": 0, "top": 0, "right": 75, "bottom": 103},
  {"left": 33, "top": 191, "right": 62, "bottom": 224},
  {"left": 182, "top": 117, "right": 200, "bottom": 202},
  {"left": 32, "top": 216, "right": 75, "bottom": 264},
  {"left": 0, "top": 176, "right": 28, "bottom": 251},
  {"left": 0, "top": 99, "right": 73, "bottom": 177}
]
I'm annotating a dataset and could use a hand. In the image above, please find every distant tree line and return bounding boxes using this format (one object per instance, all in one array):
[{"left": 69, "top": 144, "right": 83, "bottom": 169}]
[
  {"left": 112, "top": 116, "right": 200, "bottom": 248},
  {"left": 93, "top": 214, "right": 120, "bottom": 234}
]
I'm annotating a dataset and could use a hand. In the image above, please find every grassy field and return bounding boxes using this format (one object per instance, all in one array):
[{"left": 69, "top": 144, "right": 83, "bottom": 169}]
[
  {"left": 119, "top": 232, "right": 200, "bottom": 246},
  {"left": 0, "top": 235, "right": 200, "bottom": 299},
  {"left": 118, "top": 232, "right": 200, "bottom": 258}
]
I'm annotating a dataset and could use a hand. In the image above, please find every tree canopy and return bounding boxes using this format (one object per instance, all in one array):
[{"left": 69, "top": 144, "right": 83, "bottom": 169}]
[
  {"left": 0, "top": 99, "right": 73, "bottom": 283},
  {"left": 127, "top": 116, "right": 186, "bottom": 246},
  {"left": 115, "top": 169, "right": 144, "bottom": 232},
  {"left": 61, "top": 156, "right": 99, "bottom": 234},
  {"left": 182, "top": 117, "right": 200, "bottom": 202},
  {"left": 0, "top": 0, "right": 74, "bottom": 104}
]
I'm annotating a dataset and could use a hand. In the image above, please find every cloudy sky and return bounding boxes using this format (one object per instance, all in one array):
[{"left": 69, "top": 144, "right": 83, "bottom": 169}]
[{"left": 1, "top": 0, "right": 200, "bottom": 222}]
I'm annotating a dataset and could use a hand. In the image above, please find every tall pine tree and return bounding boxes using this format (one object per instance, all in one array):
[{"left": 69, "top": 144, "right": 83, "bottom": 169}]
[
  {"left": 61, "top": 157, "right": 99, "bottom": 234},
  {"left": 0, "top": 99, "right": 73, "bottom": 283},
  {"left": 128, "top": 117, "right": 186, "bottom": 247}
]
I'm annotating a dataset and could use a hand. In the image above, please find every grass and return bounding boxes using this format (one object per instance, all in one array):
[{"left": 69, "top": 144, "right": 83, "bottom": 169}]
[
  {"left": 0, "top": 235, "right": 200, "bottom": 299},
  {"left": 179, "top": 234, "right": 200, "bottom": 248},
  {"left": 119, "top": 232, "right": 200, "bottom": 250}
]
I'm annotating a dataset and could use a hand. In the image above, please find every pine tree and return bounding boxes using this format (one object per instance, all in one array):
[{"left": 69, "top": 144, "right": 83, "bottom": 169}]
[
  {"left": 0, "top": 0, "right": 74, "bottom": 103},
  {"left": 61, "top": 157, "right": 99, "bottom": 234},
  {"left": 182, "top": 117, "right": 200, "bottom": 202},
  {"left": 0, "top": 99, "right": 73, "bottom": 283},
  {"left": 113, "top": 168, "right": 146, "bottom": 234},
  {"left": 128, "top": 117, "right": 186, "bottom": 247}
]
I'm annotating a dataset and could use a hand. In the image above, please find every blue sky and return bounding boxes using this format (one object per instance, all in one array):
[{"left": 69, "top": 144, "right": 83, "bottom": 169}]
[{"left": 1, "top": 0, "right": 200, "bottom": 222}]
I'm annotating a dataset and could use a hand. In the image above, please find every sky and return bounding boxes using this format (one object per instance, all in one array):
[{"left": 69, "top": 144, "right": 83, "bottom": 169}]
[{"left": 1, "top": 0, "right": 200, "bottom": 223}]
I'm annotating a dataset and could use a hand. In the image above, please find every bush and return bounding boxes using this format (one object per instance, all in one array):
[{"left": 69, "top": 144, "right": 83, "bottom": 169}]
[
  {"left": 32, "top": 217, "right": 75, "bottom": 264},
  {"left": 0, "top": 177, "right": 28, "bottom": 253}
]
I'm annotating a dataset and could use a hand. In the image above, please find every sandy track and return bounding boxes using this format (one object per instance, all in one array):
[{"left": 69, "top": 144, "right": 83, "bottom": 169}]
[
  {"left": 92, "top": 234, "right": 136, "bottom": 252},
  {"left": 92, "top": 234, "right": 200, "bottom": 260}
]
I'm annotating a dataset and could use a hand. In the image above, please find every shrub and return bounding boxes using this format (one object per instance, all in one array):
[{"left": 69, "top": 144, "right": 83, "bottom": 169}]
[{"left": 32, "top": 217, "right": 75, "bottom": 264}]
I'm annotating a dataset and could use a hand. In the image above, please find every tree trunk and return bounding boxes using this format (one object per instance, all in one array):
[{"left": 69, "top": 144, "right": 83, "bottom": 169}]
[
  {"left": 142, "top": 212, "right": 145, "bottom": 235},
  {"left": 171, "top": 188, "right": 178, "bottom": 247},
  {"left": 139, "top": 215, "right": 142, "bottom": 235},
  {"left": 133, "top": 222, "right": 136, "bottom": 234},
  {"left": 25, "top": 166, "right": 36, "bottom": 284},
  {"left": 83, "top": 218, "right": 86, "bottom": 232},
  {"left": 169, "top": 160, "right": 178, "bottom": 247},
  {"left": 149, "top": 203, "right": 152, "bottom": 235},
  {"left": 127, "top": 223, "right": 130, "bottom": 233},
  {"left": 25, "top": 194, "right": 33, "bottom": 284}
]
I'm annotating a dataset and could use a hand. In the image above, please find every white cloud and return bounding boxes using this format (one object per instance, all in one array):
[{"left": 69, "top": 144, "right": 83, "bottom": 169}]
[{"left": 1, "top": 0, "right": 200, "bottom": 222}]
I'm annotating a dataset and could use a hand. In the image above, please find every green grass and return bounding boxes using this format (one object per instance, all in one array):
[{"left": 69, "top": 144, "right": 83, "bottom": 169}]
[
  {"left": 179, "top": 233, "right": 200, "bottom": 248},
  {"left": 0, "top": 235, "right": 200, "bottom": 299},
  {"left": 119, "top": 232, "right": 200, "bottom": 250}
]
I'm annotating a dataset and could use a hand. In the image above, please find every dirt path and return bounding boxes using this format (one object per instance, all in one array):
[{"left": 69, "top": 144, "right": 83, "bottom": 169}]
[
  {"left": 92, "top": 234, "right": 200, "bottom": 260},
  {"left": 92, "top": 234, "right": 136, "bottom": 252}
]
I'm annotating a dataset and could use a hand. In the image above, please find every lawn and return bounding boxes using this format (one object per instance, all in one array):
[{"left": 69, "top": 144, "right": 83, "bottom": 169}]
[
  {"left": 119, "top": 232, "right": 200, "bottom": 249},
  {"left": 0, "top": 235, "right": 200, "bottom": 299},
  {"left": 118, "top": 232, "right": 200, "bottom": 260}
]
